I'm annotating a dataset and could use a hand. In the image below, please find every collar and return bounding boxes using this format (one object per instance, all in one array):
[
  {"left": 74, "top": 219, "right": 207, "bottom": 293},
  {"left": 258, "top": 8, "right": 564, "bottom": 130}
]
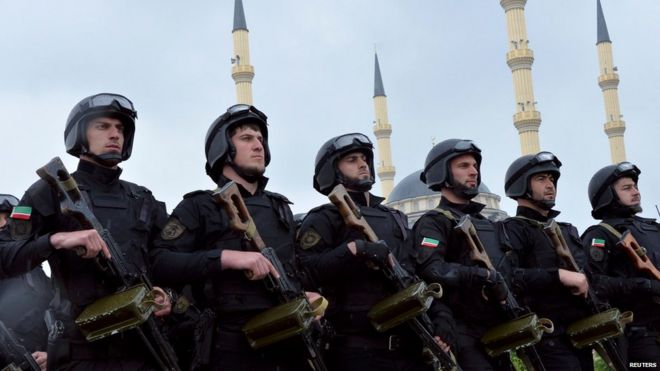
[
  {"left": 347, "top": 191, "right": 384, "bottom": 207},
  {"left": 439, "top": 197, "right": 485, "bottom": 215},
  {"left": 516, "top": 205, "right": 560, "bottom": 222},
  {"left": 77, "top": 159, "right": 122, "bottom": 185}
]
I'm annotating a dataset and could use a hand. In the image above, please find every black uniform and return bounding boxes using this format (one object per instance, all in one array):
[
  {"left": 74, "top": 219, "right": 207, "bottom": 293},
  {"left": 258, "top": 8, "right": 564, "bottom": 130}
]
[
  {"left": 0, "top": 160, "right": 168, "bottom": 370},
  {"left": 502, "top": 206, "right": 593, "bottom": 371},
  {"left": 413, "top": 197, "right": 512, "bottom": 371},
  {"left": 582, "top": 215, "right": 660, "bottom": 363},
  {"left": 298, "top": 191, "right": 448, "bottom": 371},
  {"left": 150, "top": 176, "right": 308, "bottom": 371}
]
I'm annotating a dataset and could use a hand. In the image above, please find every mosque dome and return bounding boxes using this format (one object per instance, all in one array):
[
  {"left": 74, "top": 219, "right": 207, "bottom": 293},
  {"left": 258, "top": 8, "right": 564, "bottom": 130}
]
[{"left": 385, "top": 170, "right": 507, "bottom": 223}]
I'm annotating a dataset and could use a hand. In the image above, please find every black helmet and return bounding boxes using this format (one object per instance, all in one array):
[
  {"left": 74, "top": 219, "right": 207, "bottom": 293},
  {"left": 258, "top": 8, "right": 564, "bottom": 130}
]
[
  {"left": 205, "top": 104, "right": 270, "bottom": 181},
  {"left": 504, "top": 151, "right": 562, "bottom": 199},
  {"left": 588, "top": 161, "right": 640, "bottom": 219},
  {"left": 420, "top": 139, "right": 482, "bottom": 192},
  {"left": 65, "top": 93, "right": 137, "bottom": 162},
  {"left": 0, "top": 194, "right": 18, "bottom": 213},
  {"left": 313, "top": 133, "right": 375, "bottom": 195}
]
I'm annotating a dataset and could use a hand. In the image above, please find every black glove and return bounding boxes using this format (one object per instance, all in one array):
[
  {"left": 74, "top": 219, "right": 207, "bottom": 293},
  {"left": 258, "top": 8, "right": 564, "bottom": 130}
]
[
  {"left": 354, "top": 239, "right": 390, "bottom": 268},
  {"left": 484, "top": 271, "right": 509, "bottom": 302}
]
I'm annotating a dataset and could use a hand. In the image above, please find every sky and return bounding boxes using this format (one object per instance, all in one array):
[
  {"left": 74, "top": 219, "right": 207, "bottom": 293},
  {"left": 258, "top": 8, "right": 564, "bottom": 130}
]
[{"left": 1, "top": 0, "right": 659, "bottom": 234}]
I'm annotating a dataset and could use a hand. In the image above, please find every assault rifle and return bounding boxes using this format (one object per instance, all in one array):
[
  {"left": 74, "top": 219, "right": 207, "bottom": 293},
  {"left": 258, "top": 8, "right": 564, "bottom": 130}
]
[
  {"left": 36, "top": 157, "right": 180, "bottom": 371},
  {"left": 328, "top": 184, "right": 459, "bottom": 371},
  {"left": 0, "top": 321, "right": 39, "bottom": 371},
  {"left": 544, "top": 219, "right": 631, "bottom": 371},
  {"left": 212, "top": 181, "right": 328, "bottom": 371},
  {"left": 454, "top": 215, "right": 552, "bottom": 371}
]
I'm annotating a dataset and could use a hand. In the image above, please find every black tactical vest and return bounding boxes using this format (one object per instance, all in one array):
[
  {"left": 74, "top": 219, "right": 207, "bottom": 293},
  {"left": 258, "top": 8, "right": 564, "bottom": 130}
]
[{"left": 206, "top": 190, "right": 297, "bottom": 314}]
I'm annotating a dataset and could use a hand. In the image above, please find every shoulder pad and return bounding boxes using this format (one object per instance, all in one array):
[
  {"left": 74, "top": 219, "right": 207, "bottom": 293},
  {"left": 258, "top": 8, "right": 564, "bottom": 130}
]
[
  {"left": 264, "top": 190, "right": 293, "bottom": 205},
  {"left": 183, "top": 190, "right": 212, "bottom": 199},
  {"left": 24, "top": 179, "right": 57, "bottom": 217},
  {"left": 120, "top": 180, "right": 152, "bottom": 196},
  {"left": 306, "top": 203, "right": 335, "bottom": 215}
]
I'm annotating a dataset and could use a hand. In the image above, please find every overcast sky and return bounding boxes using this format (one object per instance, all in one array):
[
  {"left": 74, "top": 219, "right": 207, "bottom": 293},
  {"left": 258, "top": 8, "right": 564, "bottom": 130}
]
[{"left": 1, "top": 0, "right": 659, "bottom": 233}]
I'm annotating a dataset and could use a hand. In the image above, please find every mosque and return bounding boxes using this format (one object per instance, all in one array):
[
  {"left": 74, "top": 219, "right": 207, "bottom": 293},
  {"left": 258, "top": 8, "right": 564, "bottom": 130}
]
[{"left": 230, "top": 0, "right": 628, "bottom": 224}]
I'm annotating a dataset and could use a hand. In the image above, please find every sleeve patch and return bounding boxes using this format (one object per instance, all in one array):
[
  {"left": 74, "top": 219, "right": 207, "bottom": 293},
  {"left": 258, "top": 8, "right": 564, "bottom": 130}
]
[
  {"left": 589, "top": 246, "right": 605, "bottom": 262},
  {"left": 160, "top": 217, "right": 186, "bottom": 240},
  {"left": 10, "top": 206, "right": 32, "bottom": 220},
  {"left": 421, "top": 237, "right": 440, "bottom": 248},
  {"left": 300, "top": 229, "right": 322, "bottom": 250}
]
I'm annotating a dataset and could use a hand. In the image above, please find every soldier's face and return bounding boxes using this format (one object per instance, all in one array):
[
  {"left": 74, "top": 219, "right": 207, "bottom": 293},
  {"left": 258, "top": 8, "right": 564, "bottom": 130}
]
[
  {"left": 0, "top": 212, "right": 7, "bottom": 228},
  {"left": 613, "top": 177, "right": 641, "bottom": 207},
  {"left": 86, "top": 117, "right": 124, "bottom": 157},
  {"left": 230, "top": 126, "right": 266, "bottom": 175},
  {"left": 337, "top": 151, "right": 371, "bottom": 182},
  {"left": 449, "top": 154, "right": 478, "bottom": 189},
  {"left": 529, "top": 172, "right": 556, "bottom": 202}
]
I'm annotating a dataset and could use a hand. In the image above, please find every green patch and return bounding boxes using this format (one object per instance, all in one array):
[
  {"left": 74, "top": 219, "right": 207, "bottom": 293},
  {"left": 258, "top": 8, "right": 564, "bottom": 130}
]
[{"left": 299, "top": 229, "right": 321, "bottom": 250}]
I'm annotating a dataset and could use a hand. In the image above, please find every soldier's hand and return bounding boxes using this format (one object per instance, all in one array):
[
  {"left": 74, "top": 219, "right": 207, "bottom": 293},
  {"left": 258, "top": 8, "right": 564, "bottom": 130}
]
[
  {"left": 483, "top": 271, "right": 509, "bottom": 303},
  {"left": 558, "top": 269, "right": 589, "bottom": 298},
  {"left": 49, "top": 230, "right": 111, "bottom": 259},
  {"left": 433, "top": 336, "right": 451, "bottom": 353},
  {"left": 350, "top": 239, "right": 391, "bottom": 268},
  {"left": 32, "top": 351, "right": 47, "bottom": 371},
  {"left": 151, "top": 286, "right": 172, "bottom": 317},
  {"left": 220, "top": 250, "right": 280, "bottom": 280}
]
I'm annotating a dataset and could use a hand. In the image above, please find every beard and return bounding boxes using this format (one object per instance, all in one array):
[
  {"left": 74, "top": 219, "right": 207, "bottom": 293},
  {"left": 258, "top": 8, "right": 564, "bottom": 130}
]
[
  {"left": 447, "top": 179, "right": 479, "bottom": 200},
  {"left": 342, "top": 174, "right": 374, "bottom": 192}
]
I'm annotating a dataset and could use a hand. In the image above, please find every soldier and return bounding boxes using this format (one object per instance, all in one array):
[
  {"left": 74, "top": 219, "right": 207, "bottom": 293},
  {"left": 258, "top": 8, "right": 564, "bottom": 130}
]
[
  {"left": 412, "top": 139, "right": 513, "bottom": 371},
  {"left": 501, "top": 152, "right": 593, "bottom": 370},
  {"left": 0, "top": 194, "right": 52, "bottom": 371},
  {"left": 297, "top": 133, "right": 453, "bottom": 371},
  {"left": 0, "top": 93, "right": 172, "bottom": 370},
  {"left": 581, "top": 162, "right": 660, "bottom": 363},
  {"left": 150, "top": 104, "right": 313, "bottom": 370}
]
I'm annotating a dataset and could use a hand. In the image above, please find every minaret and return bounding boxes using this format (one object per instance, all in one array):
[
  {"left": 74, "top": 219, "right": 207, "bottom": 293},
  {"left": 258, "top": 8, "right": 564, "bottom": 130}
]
[
  {"left": 596, "top": 0, "right": 626, "bottom": 163},
  {"left": 372, "top": 53, "right": 396, "bottom": 199},
  {"left": 231, "top": 0, "right": 254, "bottom": 105},
  {"left": 500, "top": 0, "right": 541, "bottom": 155}
]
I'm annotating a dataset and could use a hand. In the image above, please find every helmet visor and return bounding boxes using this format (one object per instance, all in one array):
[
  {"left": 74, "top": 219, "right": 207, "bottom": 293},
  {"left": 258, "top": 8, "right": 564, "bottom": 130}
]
[
  {"left": 0, "top": 194, "right": 19, "bottom": 212},
  {"left": 89, "top": 94, "right": 137, "bottom": 118},
  {"left": 424, "top": 140, "right": 481, "bottom": 172},
  {"left": 332, "top": 133, "right": 373, "bottom": 151},
  {"left": 504, "top": 151, "right": 561, "bottom": 190},
  {"left": 225, "top": 104, "right": 268, "bottom": 122}
]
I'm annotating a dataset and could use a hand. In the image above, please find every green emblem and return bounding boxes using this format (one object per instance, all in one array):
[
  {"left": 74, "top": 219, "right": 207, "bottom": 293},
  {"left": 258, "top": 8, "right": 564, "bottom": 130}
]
[
  {"left": 590, "top": 246, "right": 605, "bottom": 262},
  {"left": 161, "top": 218, "right": 185, "bottom": 240},
  {"left": 300, "top": 229, "right": 321, "bottom": 250}
]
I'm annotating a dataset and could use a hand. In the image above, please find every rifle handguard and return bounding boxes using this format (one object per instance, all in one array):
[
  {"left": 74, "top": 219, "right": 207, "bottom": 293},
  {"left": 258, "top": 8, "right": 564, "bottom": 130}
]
[
  {"left": 566, "top": 308, "right": 633, "bottom": 349},
  {"left": 75, "top": 284, "right": 159, "bottom": 342},
  {"left": 242, "top": 295, "right": 328, "bottom": 349},
  {"left": 367, "top": 282, "right": 442, "bottom": 332},
  {"left": 481, "top": 313, "right": 554, "bottom": 357}
]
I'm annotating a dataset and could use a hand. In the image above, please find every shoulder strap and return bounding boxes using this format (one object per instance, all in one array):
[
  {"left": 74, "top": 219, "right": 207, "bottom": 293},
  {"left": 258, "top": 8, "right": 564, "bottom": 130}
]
[
  {"left": 598, "top": 222, "right": 623, "bottom": 239},
  {"left": 434, "top": 207, "right": 456, "bottom": 223}
]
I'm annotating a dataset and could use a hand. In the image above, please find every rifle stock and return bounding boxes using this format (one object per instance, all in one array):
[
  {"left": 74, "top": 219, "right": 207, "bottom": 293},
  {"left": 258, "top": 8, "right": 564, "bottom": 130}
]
[
  {"left": 212, "top": 181, "right": 328, "bottom": 371},
  {"left": 36, "top": 157, "right": 181, "bottom": 371},
  {"left": 0, "top": 321, "right": 40, "bottom": 371},
  {"left": 543, "top": 219, "right": 629, "bottom": 371},
  {"left": 617, "top": 230, "right": 660, "bottom": 280},
  {"left": 328, "top": 184, "right": 459, "bottom": 371},
  {"left": 454, "top": 215, "right": 551, "bottom": 371}
]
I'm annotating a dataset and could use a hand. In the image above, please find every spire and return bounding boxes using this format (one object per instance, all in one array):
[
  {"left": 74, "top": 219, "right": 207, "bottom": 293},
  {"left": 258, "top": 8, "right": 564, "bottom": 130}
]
[
  {"left": 233, "top": 0, "right": 248, "bottom": 32},
  {"left": 597, "top": 0, "right": 611, "bottom": 44},
  {"left": 374, "top": 53, "right": 386, "bottom": 98}
]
